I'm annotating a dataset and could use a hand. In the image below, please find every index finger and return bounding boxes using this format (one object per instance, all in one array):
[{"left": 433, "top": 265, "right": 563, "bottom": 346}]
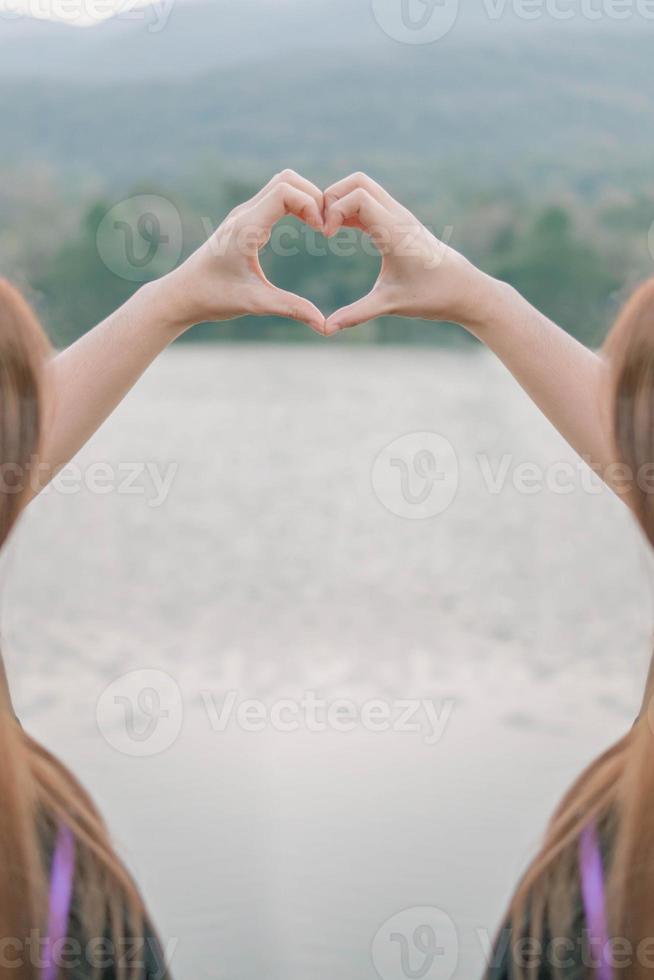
[
  {"left": 324, "top": 172, "right": 397, "bottom": 211},
  {"left": 248, "top": 183, "right": 324, "bottom": 236},
  {"left": 240, "top": 169, "right": 324, "bottom": 216},
  {"left": 323, "top": 187, "right": 392, "bottom": 240}
]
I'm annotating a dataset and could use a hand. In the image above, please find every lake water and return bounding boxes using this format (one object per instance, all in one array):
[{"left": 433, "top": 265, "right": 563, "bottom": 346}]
[{"left": 3, "top": 344, "right": 652, "bottom": 980}]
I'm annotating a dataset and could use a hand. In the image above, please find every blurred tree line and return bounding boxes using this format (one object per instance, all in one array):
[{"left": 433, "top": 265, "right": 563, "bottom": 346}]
[{"left": 2, "top": 165, "right": 652, "bottom": 349}]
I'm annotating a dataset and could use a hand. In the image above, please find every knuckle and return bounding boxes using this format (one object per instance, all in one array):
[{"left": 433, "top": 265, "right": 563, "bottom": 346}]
[
  {"left": 285, "top": 305, "right": 301, "bottom": 320},
  {"left": 279, "top": 168, "right": 297, "bottom": 182}
]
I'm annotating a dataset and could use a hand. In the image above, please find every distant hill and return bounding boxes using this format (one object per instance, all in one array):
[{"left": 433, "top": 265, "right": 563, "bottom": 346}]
[
  {"left": 0, "top": 0, "right": 649, "bottom": 82},
  {"left": 1, "top": 21, "right": 653, "bottom": 194},
  {"left": 0, "top": 0, "right": 383, "bottom": 80}
]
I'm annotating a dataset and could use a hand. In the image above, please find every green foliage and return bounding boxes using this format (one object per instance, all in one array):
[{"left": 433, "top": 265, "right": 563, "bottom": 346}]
[
  {"left": 31, "top": 200, "right": 154, "bottom": 347},
  {"left": 488, "top": 206, "right": 623, "bottom": 346}
]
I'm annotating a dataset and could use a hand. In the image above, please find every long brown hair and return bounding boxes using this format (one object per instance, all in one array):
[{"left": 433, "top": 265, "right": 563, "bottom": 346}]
[
  {"left": 505, "top": 277, "right": 654, "bottom": 980},
  {"left": 0, "top": 280, "right": 158, "bottom": 980}
]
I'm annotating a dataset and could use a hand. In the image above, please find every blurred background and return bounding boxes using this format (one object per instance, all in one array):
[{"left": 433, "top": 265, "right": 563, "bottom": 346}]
[{"left": 2, "top": 1, "right": 654, "bottom": 978}]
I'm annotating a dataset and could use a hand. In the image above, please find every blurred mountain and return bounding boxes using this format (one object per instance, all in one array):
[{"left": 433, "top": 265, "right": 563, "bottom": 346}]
[
  {"left": 1, "top": 18, "right": 653, "bottom": 193},
  {"left": 0, "top": 0, "right": 382, "bottom": 79},
  {"left": 0, "top": 1, "right": 652, "bottom": 201},
  {"left": 0, "top": 0, "right": 648, "bottom": 81}
]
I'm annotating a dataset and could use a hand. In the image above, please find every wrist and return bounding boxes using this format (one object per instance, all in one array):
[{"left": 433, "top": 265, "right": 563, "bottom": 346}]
[
  {"left": 457, "top": 270, "right": 517, "bottom": 338},
  {"left": 137, "top": 271, "right": 196, "bottom": 339}
]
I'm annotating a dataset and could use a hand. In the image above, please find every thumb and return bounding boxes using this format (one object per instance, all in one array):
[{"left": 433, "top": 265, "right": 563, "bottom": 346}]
[
  {"left": 260, "top": 286, "right": 326, "bottom": 335},
  {"left": 324, "top": 290, "right": 384, "bottom": 335}
]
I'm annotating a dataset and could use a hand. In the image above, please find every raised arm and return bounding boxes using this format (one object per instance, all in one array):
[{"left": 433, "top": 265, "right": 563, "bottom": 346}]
[
  {"left": 460, "top": 284, "right": 611, "bottom": 474},
  {"left": 323, "top": 173, "right": 614, "bottom": 476},
  {"left": 40, "top": 171, "right": 325, "bottom": 484}
]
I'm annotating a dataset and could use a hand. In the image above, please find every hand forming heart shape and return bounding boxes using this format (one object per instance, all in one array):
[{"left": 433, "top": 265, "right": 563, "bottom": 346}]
[{"left": 166, "top": 170, "right": 488, "bottom": 337}]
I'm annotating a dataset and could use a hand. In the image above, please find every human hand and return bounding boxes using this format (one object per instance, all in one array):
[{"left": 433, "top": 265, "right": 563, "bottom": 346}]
[
  {"left": 322, "top": 172, "right": 496, "bottom": 335},
  {"left": 160, "top": 170, "right": 326, "bottom": 335}
]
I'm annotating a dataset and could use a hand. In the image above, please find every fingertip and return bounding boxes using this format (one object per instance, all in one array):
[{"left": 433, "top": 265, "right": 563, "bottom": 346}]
[
  {"left": 301, "top": 306, "right": 327, "bottom": 335},
  {"left": 308, "top": 205, "right": 324, "bottom": 233},
  {"left": 303, "top": 318, "right": 326, "bottom": 336},
  {"left": 323, "top": 206, "right": 339, "bottom": 238}
]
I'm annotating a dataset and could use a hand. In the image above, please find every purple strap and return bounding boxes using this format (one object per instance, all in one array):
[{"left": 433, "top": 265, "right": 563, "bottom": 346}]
[
  {"left": 580, "top": 823, "right": 611, "bottom": 980},
  {"left": 43, "top": 825, "right": 75, "bottom": 980}
]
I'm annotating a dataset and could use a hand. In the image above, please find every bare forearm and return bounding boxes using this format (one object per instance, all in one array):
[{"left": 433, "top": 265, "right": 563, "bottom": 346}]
[
  {"left": 322, "top": 173, "right": 615, "bottom": 478},
  {"left": 38, "top": 170, "right": 326, "bottom": 485},
  {"left": 465, "top": 276, "right": 613, "bottom": 473},
  {"left": 43, "top": 276, "right": 186, "bottom": 479}
]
